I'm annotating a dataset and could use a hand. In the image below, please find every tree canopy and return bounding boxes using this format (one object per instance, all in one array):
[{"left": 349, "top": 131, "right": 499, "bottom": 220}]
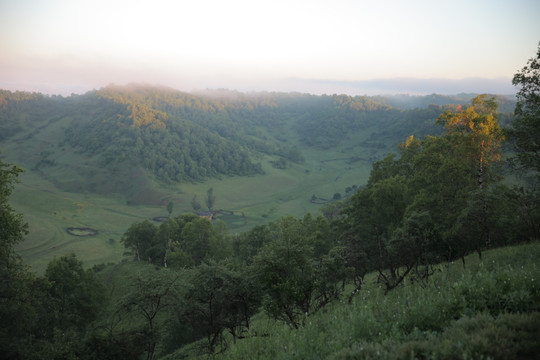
[{"left": 508, "top": 41, "right": 540, "bottom": 174}]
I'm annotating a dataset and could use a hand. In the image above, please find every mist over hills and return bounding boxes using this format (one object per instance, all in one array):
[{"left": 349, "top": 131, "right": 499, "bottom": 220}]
[{"left": 270, "top": 77, "right": 516, "bottom": 98}]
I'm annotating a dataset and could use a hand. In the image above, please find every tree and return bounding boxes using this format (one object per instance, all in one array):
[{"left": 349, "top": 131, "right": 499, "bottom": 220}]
[
  {"left": 250, "top": 216, "right": 347, "bottom": 328},
  {"left": 109, "top": 269, "right": 182, "bottom": 360},
  {"left": 435, "top": 95, "right": 504, "bottom": 251},
  {"left": 166, "top": 201, "right": 174, "bottom": 217},
  {"left": 1, "top": 160, "right": 108, "bottom": 359},
  {"left": 232, "top": 224, "right": 272, "bottom": 264},
  {"left": 508, "top": 42, "right": 540, "bottom": 174},
  {"left": 0, "top": 158, "right": 34, "bottom": 358},
  {"left": 191, "top": 195, "right": 201, "bottom": 211},
  {"left": 387, "top": 210, "right": 439, "bottom": 286},
  {"left": 506, "top": 185, "right": 540, "bottom": 241},
  {"left": 155, "top": 218, "right": 181, "bottom": 268},
  {"left": 251, "top": 217, "right": 314, "bottom": 329},
  {"left": 180, "top": 217, "right": 217, "bottom": 265},
  {"left": 44, "top": 253, "right": 106, "bottom": 331},
  {"left": 181, "top": 263, "right": 260, "bottom": 352},
  {"left": 312, "top": 245, "right": 350, "bottom": 307},
  {"left": 205, "top": 187, "right": 216, "bottom": 211},
  {"left": 436, "top": 95, "right": 503, "bottom": 190},
  {"left": 121, "top": 220, "right": 159, "bottom": 263},
  {"left": 0, "top": 158, "right": 27, "bottom": 262},
  {"left": 342, "top": 175, "right": 415, "bottom": 294},
  {"left": 504, "top": 43, "right": 540, "bottom": 242}
]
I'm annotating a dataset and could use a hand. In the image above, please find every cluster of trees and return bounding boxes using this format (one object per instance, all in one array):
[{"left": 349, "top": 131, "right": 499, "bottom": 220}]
[
  {"left": 372, "top": 93, "right": 517, "bottom": 113},
  {"left": 234, "top": 215, "right": 349, "bottom": 328},
  {"left": 63, "top": 94, "right": 264, "bottom": 183},
  {"left": 106, "top": 213, "right": 348, "bottom": 358},
  {"left": 89, "top": 263, "right": 260, "bottom": 359},
  {"left": 121, "top": 214, "right": 231, "bottom": 268},
  {"left": 0, "top": 90, "right": 64, "bottom": 140},
  {"left": 340, "top": 95, "right": 517, "bottom": 293},
  {"left": 332, "top": 45, "right": 540, "bottom": 296},
  {"left": 0, "top": 160, "right": 105, "bottom": 358}
]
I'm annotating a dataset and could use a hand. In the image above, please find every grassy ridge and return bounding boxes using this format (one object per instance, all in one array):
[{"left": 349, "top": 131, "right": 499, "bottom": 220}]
[{"left": 189, "top": 242, "right": 539, "bottom": 360}]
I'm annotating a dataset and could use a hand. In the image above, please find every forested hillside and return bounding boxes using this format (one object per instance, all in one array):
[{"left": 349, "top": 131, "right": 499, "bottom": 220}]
[{"left": 0, "top": 85, "right": 515, "bottom": 188}]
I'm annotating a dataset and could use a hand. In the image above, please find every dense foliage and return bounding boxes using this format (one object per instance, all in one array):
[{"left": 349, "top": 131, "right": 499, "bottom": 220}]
[
  {"left": 63, "top": 88, "right": 264, "bottom": 182},
  {"left": 508, "top": 42, "right": 540, "bottom": 174},
  {"left": 121, "top": 214, "right": 231, "bottom": 268},
  {"left": 0, "top": 158, "right": 106, "bottom": 359},
  {"left": 99, "top": 93, "right": 538, "bottom": 358}
]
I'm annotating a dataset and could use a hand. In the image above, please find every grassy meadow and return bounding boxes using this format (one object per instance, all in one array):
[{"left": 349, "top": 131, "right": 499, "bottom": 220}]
[{"left": 5, "top": 119, "right": 383, "bottom": 272}]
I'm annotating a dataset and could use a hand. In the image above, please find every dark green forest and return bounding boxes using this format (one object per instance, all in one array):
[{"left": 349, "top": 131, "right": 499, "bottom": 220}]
[{"left": 1, "top": 45, "right": 540, "bottom": 359}]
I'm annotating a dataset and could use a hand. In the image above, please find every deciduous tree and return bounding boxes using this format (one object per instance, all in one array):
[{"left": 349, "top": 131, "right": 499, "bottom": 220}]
[
  {"left": 181, "top": 263, "right": 260, "bottom": 352},
  {"left": 44, "top": 253, "right": 106, "bottom": 331},
  {"left": 166, "top": 201, "right": 174, "bottom": 217},
  {"left": 0, "top": 158, "right": 34, "bottom": 358},
  {"left": 508, "top": 42, "right": 540, "bottom": 174},
  {"left": 205, "top": 187, "right": 216, "bottom": 211},
  {"left": 121, "top": 220, "right": 159, "bottom": 263},
  {"left": 252, "top": 217, "right": 314, "bottom": 329},
  {"left": 110, "top": 269, "right": 182, "bottom": 360}
]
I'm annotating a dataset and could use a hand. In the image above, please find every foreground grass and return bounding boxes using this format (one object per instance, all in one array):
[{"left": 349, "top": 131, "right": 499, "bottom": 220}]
[{"left": 182, "top": 242, "right": 540, "bottom": 360}]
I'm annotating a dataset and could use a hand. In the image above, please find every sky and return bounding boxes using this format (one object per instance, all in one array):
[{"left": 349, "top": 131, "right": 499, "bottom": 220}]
[{"left": 1, "top": 0, "right": 539, "bottom": 96}]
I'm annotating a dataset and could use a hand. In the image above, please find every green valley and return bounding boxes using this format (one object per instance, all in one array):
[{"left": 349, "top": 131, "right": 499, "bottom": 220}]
[{"left": 1, "top": 85, "right": 503, "bottom": 272}]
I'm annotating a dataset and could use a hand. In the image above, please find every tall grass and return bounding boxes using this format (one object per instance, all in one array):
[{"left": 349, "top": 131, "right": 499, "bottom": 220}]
[{"left": 198, "top": 242, "right": 540, "bottom": 360}]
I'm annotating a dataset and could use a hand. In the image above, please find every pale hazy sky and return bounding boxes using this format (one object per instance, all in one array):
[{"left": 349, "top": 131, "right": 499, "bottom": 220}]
[{"left": 1, "top": 0, "right": 539, "bottom": 95}]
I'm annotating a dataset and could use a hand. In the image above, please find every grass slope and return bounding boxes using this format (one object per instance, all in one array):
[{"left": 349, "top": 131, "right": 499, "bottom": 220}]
[
  {"left": 92, "top": 243, "right": 539, "bottom": 359},
  {"left": 184, "top": 242, "right": 539, "bottom": 360}
]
